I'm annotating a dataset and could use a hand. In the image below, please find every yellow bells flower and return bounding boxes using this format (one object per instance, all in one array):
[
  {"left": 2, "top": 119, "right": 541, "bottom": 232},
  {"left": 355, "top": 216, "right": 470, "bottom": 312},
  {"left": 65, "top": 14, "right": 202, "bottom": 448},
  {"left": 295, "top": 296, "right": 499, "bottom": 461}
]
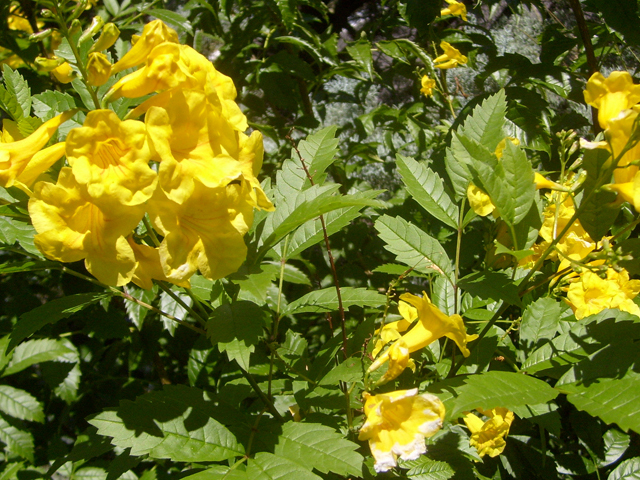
[
  {"left": 566, "top": 268, "right": 640, "bottom": 320},
  {"left": 378, "top": 339, "right": 416, "bottom": 384},
  {"left": 127, "top": 238, "right": 190, "bottom": 290},
  {"left": 65, "top": 110, "right": 157, "bottom": 206},
  {"left": 89, "top": 23, "right": 120, "bottom": 53},
  {"left": 605, "top": 107, "right": 640, "bottom": 184},
  {"left": 539, "top": 191, "right": 594, "bottom": 258},
  {"left": 584, "top": 71, "right": 640, "bottom": 129},
  {"left": 369, "top": 292, "right": 478, "bottom": 377},
  {"left": 433, "top": 41, "right": 467, "bottom": 69},
  {"left": 147, "top": 180, "right": 255, "bottom": 282},
  {"left": 420, "top": 76, "right": 436, "bottom": 97},
  {"left": 372, "top": 301, "right": 417, "bottom": 357},
  {"left": 16, "top": 142, "right": 66, "bottom": 189},
  {"left": 464, "top": 407, "right": 514, "bottom": 458},
  {"left": 111, "top": 19, "right": 179, "bottom": 74},
  {"left": 441, "top": 0, "right": 467, "bottom": 21},
  {"left": 29, "top": 168, "right": 144, "bottom": 286},
  {"left": 605, "top": 170, "right": 640, "bottom": 212},
  {"left": 237, "top": 130, "right": 274, "bottom": 211},
  {"left": 86, "top": 52, "right": 112, "bottom": 86},
  {"left": 0, "top": 110, "right": 75, "bottom": 188},
  {"left": 358, "top": 389, "right": 445, "bottom": 473},
  {"left": 52, "top": 62, "right": 76, "bottom": 84}
]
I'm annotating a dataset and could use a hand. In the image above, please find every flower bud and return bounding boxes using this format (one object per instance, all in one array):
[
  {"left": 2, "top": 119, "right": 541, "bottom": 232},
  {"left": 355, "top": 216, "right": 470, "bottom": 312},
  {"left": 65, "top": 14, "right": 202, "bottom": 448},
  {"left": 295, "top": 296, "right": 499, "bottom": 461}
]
[
  {"left": 89, "top": 23, "right": 120, "bottom": 53},
  {"left": 68, "top": 19, "right": 82, "bottom": 36},
  {"left": 79, "top": 16, "right": 104, "bottom": 45},
  {"left": 34, "top": 56, "right": 64, "bottom": 73},
  {"left": 52, "top": 62, "right": 76, "bottom": 84},
  {"left": 29, "top": 28, "right": 53, "bottom": 41},
  {"left": 87, "top": 52, "right": 112, "bottom": 86}
]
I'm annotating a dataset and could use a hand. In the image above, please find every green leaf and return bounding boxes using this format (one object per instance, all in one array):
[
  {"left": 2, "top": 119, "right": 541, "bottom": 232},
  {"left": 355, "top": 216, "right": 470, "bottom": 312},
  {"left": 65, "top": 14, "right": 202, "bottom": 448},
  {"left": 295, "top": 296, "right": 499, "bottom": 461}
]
[
  {"left": 426, "top": 371, "right": 559, "bottom": 420},
  {"left": 124, "top": 285, "right": 157, "bottom": 330},
  {"left": 147, "top": 9, "right": 193, "bottom": 35},
  {"left": 74, "top": 467, "right": 107, "bottom": 480},
  {"left": 405, "top": 457, "right": 455, "bottom": 480},
  {"left": 602, "top": 428, "right": 630, "bottom": 467},
  {"left": 400, "top": 0, "right": 439, "bottom": 33},
  {"left": 375, "top": 215, "right": 453, "bottom": 282},
  {"left": 89, "top": 385, "right": 244, "bottom": 462},
  {"left": 457, "top": 271, "right": 522, "bottom": 308},
  {"left": 318, "top": 357, "right": 362, "bottom": 385},
  {"left": 0, "top": 217, "right": 43, "bottom": 257},
  {"left": 0, "top": 463, "right": 25, "bottom": 480},
  {"left": 47, "top": 427, "right": 112, "bottom": 477},
  {"left": 519, "top": 297, "right": 562, "bottom": 354},
  {"left": 282, "top": 287, "right": 386, "bottom": 316},
  {"left": 0, "top": 386, "right": 43, "bottom": 423},
  {"left": 189, "top": 276, "right": 215, "bottom": 303},
  {"left": 246, "top": 452, "right": 322, "bottom": 480},
  {"left": 268, "top": 262, "right": 311, "bottom": 285},
  {"left": 10, "top": 293, "right": 109, "bottom": 350},
  {"left": 269, "top": 0, "right": 296, "bottom": 31},
  {"left": 0, "top": 260, "right": 58, "bottom": 274},
  {"left": 2, "top": 65, "right": 30, "bottom": 118},
  {"left": 274, "top": 422, "right": 363, "bottom": 476},
  {"left": 608, "top": 457, "right": 640, "bottom": 480},
  {"left": 32, "top": 90, "right": 77, "bottom": 119},
  {"left": 43, "top": 361, "right": 81, "bottom": 403},
  {"left": 0, "top": 414, "right": 34, "bottom": 462},
  {"left": 207, "top": 301, "right": 266, "bottom": 370},
  {"left": 3, "top": 338, "right": 76, "bottom": 376},
  {"left": 0, "top": 86, "right": 21, "bottom": 120},
  {"left": 459, "top": 89, "right": 507, "bottom": 150},
  {"left": 180, "top": 466, "right": 247, "bottom": 480},
  {"left": 159, "top": 289, "right": 192, "bottom": 336},
  {"left": 396, "top": 154, "right": 458, "bottom": 229},
  {"left": 231, "top": 264, "right": 278, "bottom": 305},
  {"left": 346, "top": 40, "right": 374, "bottom": 80},
  {"left": 578, "top": 146, "right": 619, "bottom": 241}
]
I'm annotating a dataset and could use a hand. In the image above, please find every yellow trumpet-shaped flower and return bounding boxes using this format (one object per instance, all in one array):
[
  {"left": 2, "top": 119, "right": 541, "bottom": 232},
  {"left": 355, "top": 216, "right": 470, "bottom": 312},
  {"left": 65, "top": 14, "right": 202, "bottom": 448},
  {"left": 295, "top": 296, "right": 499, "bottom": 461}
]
[
  {"left": 111, "top": 19, "right": 179, "bottom": 74},
  {"left": 584, "top": 71, "right": 640, "bottom": 129},
  {"left": 464, "top": 408, "right": 514, "bottom": 458},
  {"left": 420, "top": 75, "right": 436, "bottom": 97},
  {"left": 441, "top": 0, "right": 467, "bottom": 21},
  {"left": 0, "top": 110, "right": 75, "bottom": 188},
  {"left": 368, "top": 292, "right": 478, "bottom": 381},
  {"left": 605, "top": 107, "right": 640, "bottom": 184},
  {"left": 89, "top": 23, "right": 120, "bottom": 53},
  {"left": 372, "top": 301, "right": 417, "bottom": 357},
  {"left": 65, "top": 110, "right": 157, "bottom": 206},
  {"left": 147, "top": 180, "right": 255, "bottom": 282},
  {"left": 605, "top": 170, "right": 640, "bottom": 212},
  {"left": 358, "top": 389, "right": 445, "bottom": 473},
  {"left": 29, "top": 168, "right": 144, "bottom": 286},
  {"left": 86, "top": 52, "right": 112, "bottom": 86},
  {"left": 52, "top": 62, "right": 76, "bottom": 84},
  {"left": 433, "top": 41, "right": 467, "bottom": 69},
  {"left": 128, "top": 238, "right": 190, "bottom": 290},
  {"left": 566, "top": 268, "right": 640, "bottom": 320}
]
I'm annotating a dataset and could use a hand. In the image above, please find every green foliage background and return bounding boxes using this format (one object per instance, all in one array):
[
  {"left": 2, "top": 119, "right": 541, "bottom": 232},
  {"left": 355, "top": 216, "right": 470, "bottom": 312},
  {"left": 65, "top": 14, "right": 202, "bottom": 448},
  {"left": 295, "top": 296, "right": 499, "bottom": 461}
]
[{"left": 1, "top": 0, "right": 640, "bottom": 479}]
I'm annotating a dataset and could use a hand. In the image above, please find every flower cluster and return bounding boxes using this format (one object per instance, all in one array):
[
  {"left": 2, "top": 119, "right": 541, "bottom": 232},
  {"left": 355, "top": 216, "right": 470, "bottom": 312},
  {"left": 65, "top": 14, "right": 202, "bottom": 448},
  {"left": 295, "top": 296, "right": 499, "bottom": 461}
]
[{"left": 3, "top": 20, "right": 272, "bottom": 288}]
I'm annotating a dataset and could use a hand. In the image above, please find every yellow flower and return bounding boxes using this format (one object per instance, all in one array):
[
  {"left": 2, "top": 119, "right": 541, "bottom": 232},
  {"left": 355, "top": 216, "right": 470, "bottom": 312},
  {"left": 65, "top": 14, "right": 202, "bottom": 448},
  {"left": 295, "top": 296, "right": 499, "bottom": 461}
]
[
  {"left": 372, "top": 300, "right": 416, "bottom": 357},
  {"left": 90, "top": 23, "right": 120, "bottom": 53},
  {"left": 368, "top": 292, "right": 478, "bottom": 381},
  {"left": 566, "top": 268, "right": 640, "bottom": 319},
  {"left": 358, "top": 389, "right": 445, "bottom": 473},
  {"left": 29, "top": 168, "right": 144, "bottom": 286},
  {"left": 441, "top": 0, "right": 467, "bottom": 21},
  {"left": 65, "top": 110, "right": 157, "bottom": 206},
  {"left": 111, "top": 19, "right": 179, "bottom": 74},
  {"left": 147, "top": 180, "right": 255, "bottom": 282},
  {"left": 604, "top": 170, "right": 640, "bottom": 211},
  {"left": 583, "top": 71, "right": 640, "bottom": 129},
  {"left": 604, "top": 107, "right": 640, "bottom": 184},
  {"left": 52, "top": 62, "right": 76, "bottom": 84},
  {"left": 0, "top": 111, "right": 75, "bottom": 188},
  {"left": 420, "top": 76, "right": 436, "bottom": 97},
  {"left": 433, "top": 41, "right": 467, "bottom": 69},
  {"left": 86, "top": 52, "right": 112, "bottom": 86},
  {"left": 464, "top": 407, "right": 514, "bottom": 458},
  {"left": 127, "top": 238, "right": 190, "bottom": 290}
]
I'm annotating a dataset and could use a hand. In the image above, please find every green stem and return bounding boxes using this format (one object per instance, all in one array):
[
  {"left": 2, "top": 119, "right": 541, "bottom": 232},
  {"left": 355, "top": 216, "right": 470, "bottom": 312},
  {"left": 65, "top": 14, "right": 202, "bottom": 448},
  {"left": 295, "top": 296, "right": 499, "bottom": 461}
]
[
  {"left": 156, "top": 281, "right": 208, "bottom": 328},
  {"left": 239, "top": 364, "right": 284, "bottom": 422},
  {"left": 454, "top": 200, "right": 465, "bottom": 314}
]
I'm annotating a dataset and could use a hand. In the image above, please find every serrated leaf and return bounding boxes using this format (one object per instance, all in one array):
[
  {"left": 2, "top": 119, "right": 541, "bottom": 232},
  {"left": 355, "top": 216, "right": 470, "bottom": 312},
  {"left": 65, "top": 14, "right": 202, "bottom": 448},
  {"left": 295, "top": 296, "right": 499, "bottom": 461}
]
[
  {"left": 318, "top": 357, "right": 362, "bottom": 385},
  {"left": 247, "top": 452, "right": 321, "bottom": 480},
  {"left": 445, "top": 134, "right": 474, "bottom": 199},
  {"left": 0, "top": 217, "right": 43, "bottom": 257},
  {"left": 0, "top": 86, "right": 21, "bottom": 120},
  {"left": 405, "top": 457, "right": 455, "bottom": 480},
  {"left": 0, "top": 386, "right": 43, "bottom": 423},
  {"left": 2, "top": 65, "right": 30, "bottom": 118},
  {"left": 519, "top": 297, "right": 561, "bottom": 355},
  {"left": 3, "top": 338, "right": 76, "bottom": 376},
  {"left": 297, "top": 126, "right": 339, "bottom": 185},
  {"left": 396, "top": 154, "right": 458, "bottom": 229},
  {"left": 283, "top": 287, "right": 386, "bottom": 316},
  {"left": 0, "top": 260, "right": 58, "bottom": 274},
  {"left": 17, "top": 116, "right": 42, "bottom": 138},
  {"left": 608, "top": 457, "right": 640, "bottom": 480},
  {"left": 74, "top": 467, "right": 107, "bottom": 480},
  {"left": 159, "top": 289, "right": 192, "bottom": 336},
  {"left": 346, "top": 40, "right": 374, "bottom": 80},
  {"left": 375, "top": 215, "right": 453, "bottom": 281},
  {"left": 459, "top": 89, "right": 507, "bottom": 150},
  {"left": 32, "top": 91, "right": 77, "bottom": 119},
  {"left": 124, "top": 285, "right": 157, "bottom": 330},
  {"left": 268, "top": 0, "right": 296, "bottom": 32},
  {"left": 89, "top": 385, "right": 244, "bottom": 462},
  {"left": 207, "top": 301, "right": 265, "bottom": 370},
  {"left": 0, "top": 414, "right": 33, "bottom": 462},
  {"left": 147, "top": 9, "right": 193, "bottom": 35},
  {"left": 189, "top": 275, "right": 215, "bottom": 303},
  {"left": 457, "top": 271, "right": 522, "bottom": 308},
  {"left": 180, "top": 466, "right": 247, "bottom": 480},
  {"left": 426, "top": 371, "right": 558, "bottom": 420},
  {"left": 43, "top": 361, "right": 81, "bottom": 403},
  {"left": 10, "top": 293, "right": 109, "bottom": 350},
  {"left": 602, "top": 429, "right": 630, "bottom": 467},
  {"left": 274, "top": 422, "right": 363, "bottom": 476}
]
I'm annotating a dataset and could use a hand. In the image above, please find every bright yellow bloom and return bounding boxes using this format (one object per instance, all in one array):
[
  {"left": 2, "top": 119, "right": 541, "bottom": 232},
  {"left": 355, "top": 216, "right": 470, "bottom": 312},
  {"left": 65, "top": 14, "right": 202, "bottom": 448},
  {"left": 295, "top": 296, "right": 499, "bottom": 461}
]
[
  {"left": 52, "top": 62, "right": 76, "bottom": 84},
  {"left": 372, "top": 301, "right": 416, "bottom": 357},
  {"left": 420, "top": 76, "right": 436, "bottom": 97},
  {"left": 16, "top": 142, "right": 66, "bottom": 188},
  {"left": 358, "top": 389, "right": 445, "bottom": 473},
  {"left": 584, "top": 71, "right": 640, "bottom": 129},
  {"left": 605, "top": 170, "right": 640, "bottom": 212},
  {"left": 605, "top": 107, "right": 640, "bottom": 184},
  {"left": 86, "top": 52, "right": 112, "bottom": 86},
  {"left": 566, "top": 268, "right": 640, "bottom": 319},
  {"left": 29, "top": 168, "right": 144, "bottom": 286},
  {"left": 369, "top": 292, "right": 478, "bottom": 380},
  {"left": 128, "top": 238, "right": 190, "bottom": 290},
  {"left": 90, "top": 23, "right": 120, "bottom": 53},
  {"left": 441, "top": 0, "right": 467, "bottom": 21},
  {"left": 147, "top": 180, "right": 255, "bottom": 282},
  {"left": 433, "top": 41, "right": 467, "bottom": 69},
  {"left": 111, "top": 19, "right": 179, "bottom": 74},
  {"left": 464, "top": 408, "right": 514, "bottom": 458},
  {"left": 65, "top": 110, "right": 157, "bottom": 206},
  {"left": 0, "top": 111, "right": 75, "bottom": 188}
]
